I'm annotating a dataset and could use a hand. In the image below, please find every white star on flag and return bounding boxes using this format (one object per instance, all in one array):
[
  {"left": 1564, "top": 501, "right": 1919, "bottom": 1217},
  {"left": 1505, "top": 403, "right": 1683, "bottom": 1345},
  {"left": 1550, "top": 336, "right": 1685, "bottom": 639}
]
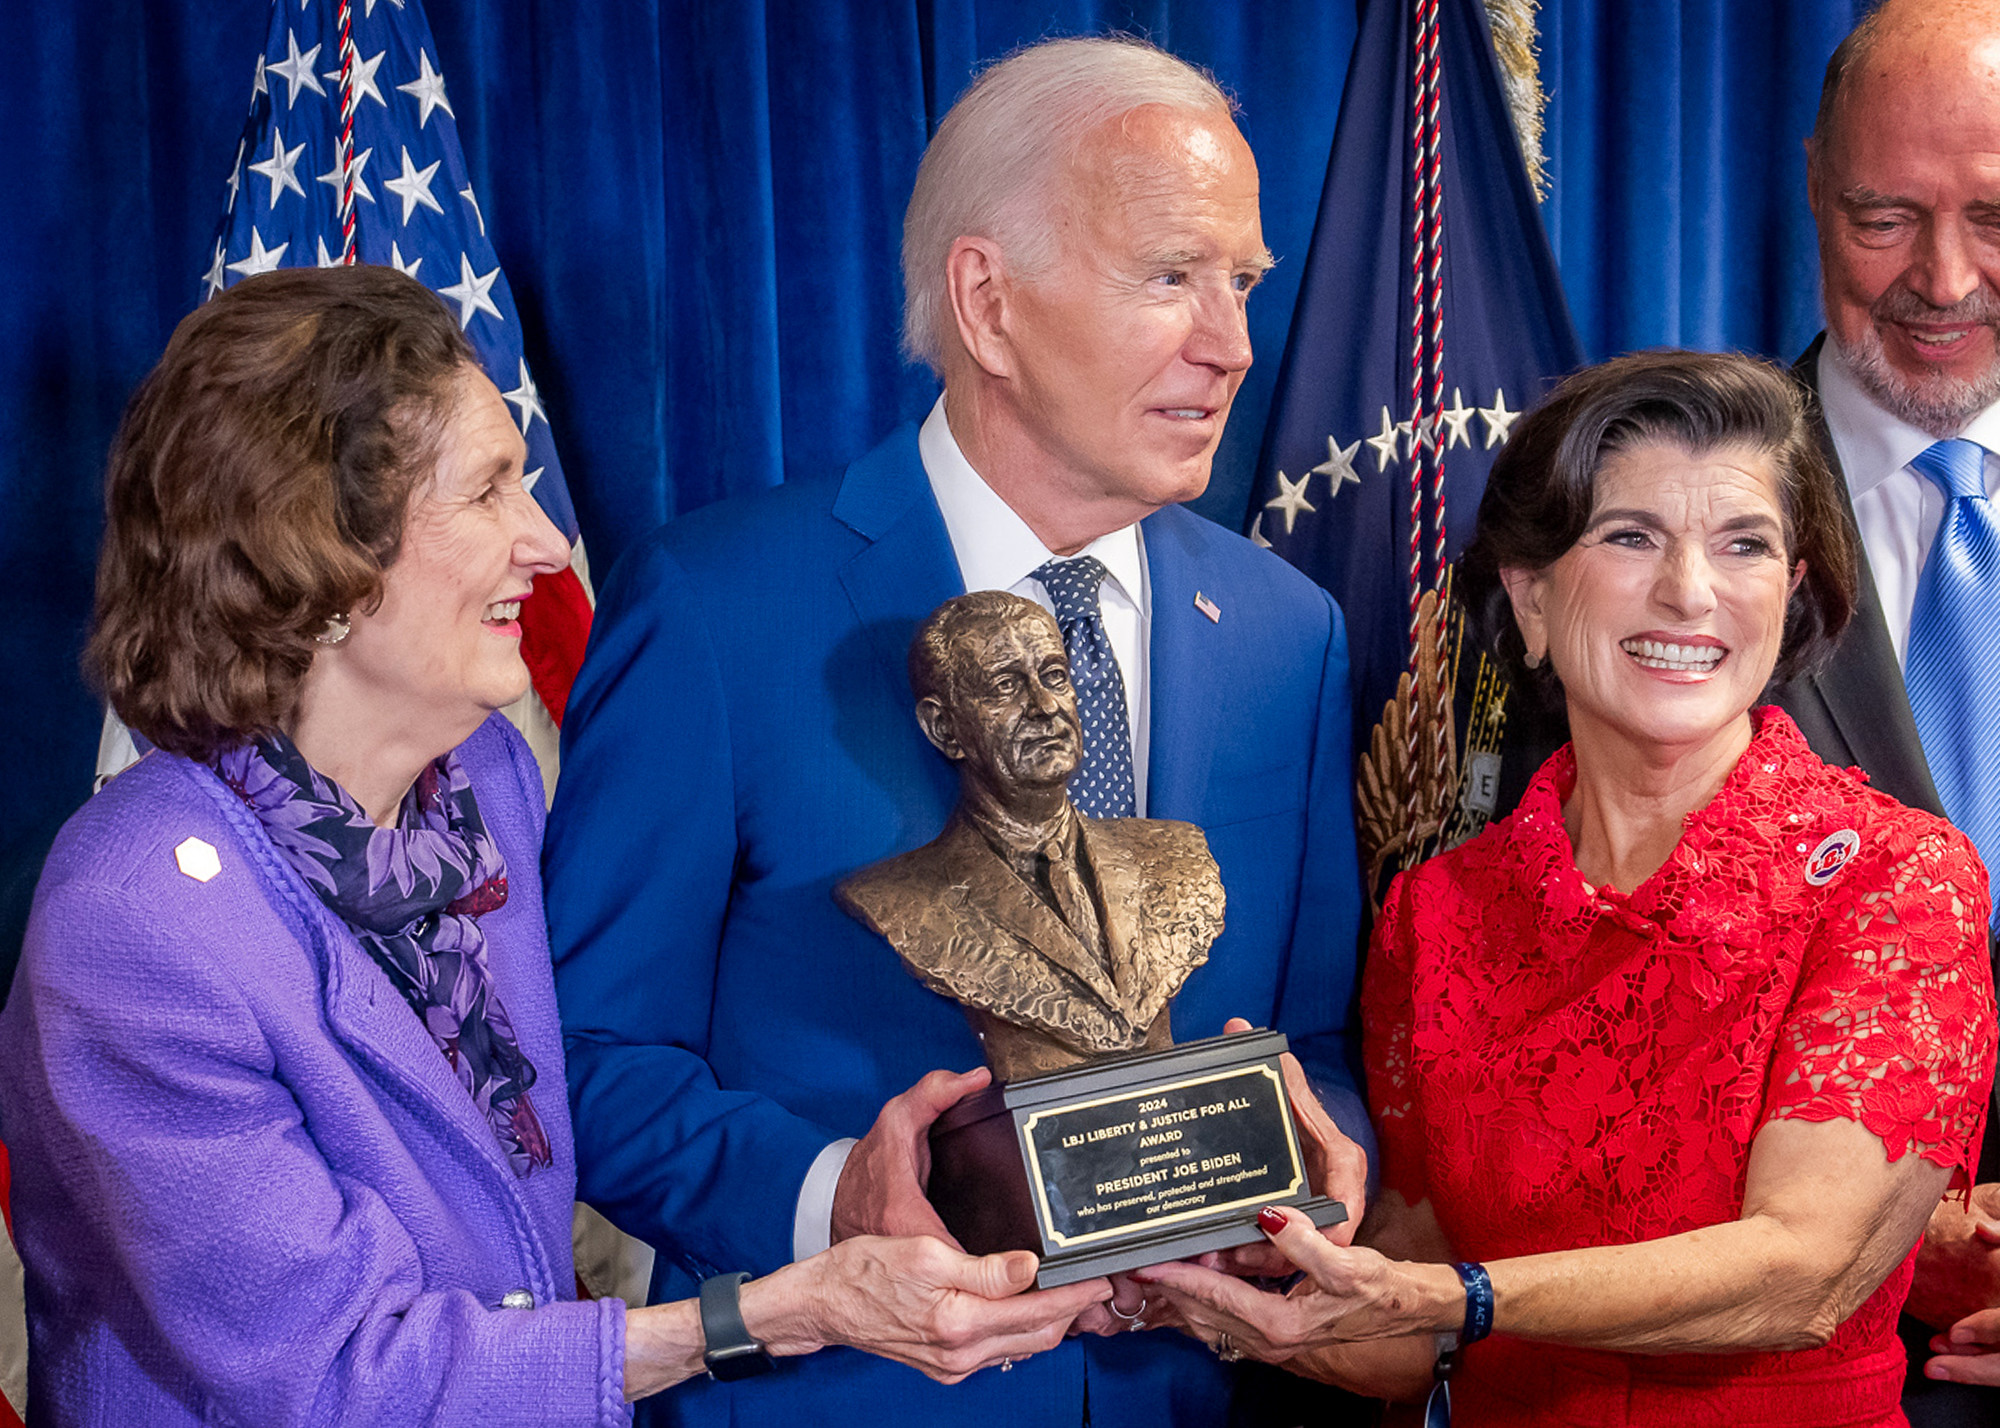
[
  {"left": 267, "top": 30, "right": 325, "bottom": 109},
  {"left": 1311, "top": 436, "right": 1363, "bottom": 496},
  {"left": 382, "top": 145, "right": 444, "bottom": 224},
  {"left": 226, "top": 229, "right": 289, "bottom": 281},
  {"left": 314, "top": 236, "right": 341, "bottom": 268},
  {"left": 316, "top": 145, "right": 375, "bottom": 204},
  {"left": 387, "top": 241, "right": 422, "bottom": 279},
  {"left": 438, "top": 252, "right": 503, "bottom": 329},
  {"left": 460, "top": 187, "right": 486, "bottom": 237},
  {"left": 225, "top": 137, "right": 246, "bottom": 210},
  {"left": 397, "top": 50, "right": 454, "bottom": 128},
  {"left": 1264, "top": 469, "right": 1316, "bottom": 535},
  {"left": 248, "top": 125, "right": 307, "bottom": 207},
  {"left": 503, "top": 359, "right": 546, "bottom": 434},
  {"left": 1365, "top": 406, "right": 1401, "bottom": 472},
  {"left": 321, "top": 47, "right": 388, "bottom": 109},
  {"left": 1479, "top": 389, "right": 1519, "bottom": 449},
  {"left": 203, "top": 239, "right": 227, "bottom": 300},
  {"left": 1440, "top": 388, "right": 1474, "bottom": 450},
  {"left": 522, "top": 466, "right": 544, "bottom": 494},
  {"left": 1248, "top": 512, "right": 1271, "bottom": 549}
]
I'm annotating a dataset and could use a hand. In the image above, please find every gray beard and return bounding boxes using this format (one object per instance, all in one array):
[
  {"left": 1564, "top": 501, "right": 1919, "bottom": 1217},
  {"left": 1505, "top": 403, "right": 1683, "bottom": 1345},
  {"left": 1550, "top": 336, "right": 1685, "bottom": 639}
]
[{"left": 1829, "top": 322, "right": 2000, "bottom": 439}]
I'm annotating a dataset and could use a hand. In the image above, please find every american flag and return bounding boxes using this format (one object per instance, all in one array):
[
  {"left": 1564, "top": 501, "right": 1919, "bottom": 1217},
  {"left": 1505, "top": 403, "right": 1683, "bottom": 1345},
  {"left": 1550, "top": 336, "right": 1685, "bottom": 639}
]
[{"left": 208, "top": 0, "right": 593, "bottom": 737}]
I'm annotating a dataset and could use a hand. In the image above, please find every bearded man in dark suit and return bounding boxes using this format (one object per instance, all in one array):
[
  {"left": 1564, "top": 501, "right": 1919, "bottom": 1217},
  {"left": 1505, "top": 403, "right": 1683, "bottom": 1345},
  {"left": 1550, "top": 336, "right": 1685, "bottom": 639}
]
[{"left": 1775, "top": 2, "right": 2000, "bottom": 1417}]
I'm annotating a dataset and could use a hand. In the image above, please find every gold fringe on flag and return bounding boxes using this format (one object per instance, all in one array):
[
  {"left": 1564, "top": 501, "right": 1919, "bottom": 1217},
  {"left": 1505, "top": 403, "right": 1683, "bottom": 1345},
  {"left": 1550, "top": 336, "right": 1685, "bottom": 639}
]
[{"left": 1483, "top": 0, "right": 1550, "bottom": 199}]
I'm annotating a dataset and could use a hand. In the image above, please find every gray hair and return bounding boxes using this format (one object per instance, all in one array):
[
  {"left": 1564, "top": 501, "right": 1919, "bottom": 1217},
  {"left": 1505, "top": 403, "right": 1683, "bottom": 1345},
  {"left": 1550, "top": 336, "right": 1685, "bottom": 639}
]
[{"left": 900, "top": 35, "right": 1235, "bottom": 373}]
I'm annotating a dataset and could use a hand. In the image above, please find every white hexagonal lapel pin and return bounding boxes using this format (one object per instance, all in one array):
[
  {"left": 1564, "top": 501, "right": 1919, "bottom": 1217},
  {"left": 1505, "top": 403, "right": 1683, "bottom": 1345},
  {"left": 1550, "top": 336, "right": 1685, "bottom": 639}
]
[{"left": 174, "top": 837, "right": 221, "bottom": 884}]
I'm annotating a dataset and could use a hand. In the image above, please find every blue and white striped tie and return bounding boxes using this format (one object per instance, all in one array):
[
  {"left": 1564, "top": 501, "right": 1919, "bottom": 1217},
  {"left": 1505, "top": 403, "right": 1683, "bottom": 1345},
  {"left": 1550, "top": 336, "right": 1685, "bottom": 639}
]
[
  {"left": 1032, "top": 556, "right": 1138, "bottom": 819},
  {"left": 1905, "top": 437, "right": 2000, "bottom": 920}
]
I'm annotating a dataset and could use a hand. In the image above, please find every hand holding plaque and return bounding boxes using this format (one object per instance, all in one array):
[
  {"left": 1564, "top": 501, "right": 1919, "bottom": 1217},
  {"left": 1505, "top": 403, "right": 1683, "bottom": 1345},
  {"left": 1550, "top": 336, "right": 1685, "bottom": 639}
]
[{"left": 836, "top": 592, "right": 1346, "bottom": 1287}]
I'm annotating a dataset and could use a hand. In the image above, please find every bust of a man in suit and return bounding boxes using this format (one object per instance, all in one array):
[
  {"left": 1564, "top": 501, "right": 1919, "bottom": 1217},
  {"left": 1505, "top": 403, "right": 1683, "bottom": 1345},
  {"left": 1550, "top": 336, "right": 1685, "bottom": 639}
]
[{"left": 837, "top": 590, "right": 1223, "bottom": 1081}]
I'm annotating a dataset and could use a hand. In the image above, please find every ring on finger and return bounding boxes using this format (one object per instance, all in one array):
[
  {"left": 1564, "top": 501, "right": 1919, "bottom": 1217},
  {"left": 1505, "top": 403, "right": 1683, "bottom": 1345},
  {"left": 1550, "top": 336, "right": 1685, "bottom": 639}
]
[
  {"left": 1107, "top": 1296, "right": 1147, "bottom": 1327},
  {"left": 1214, "top": 1332, "right": 1243, "bottom": 1363}
]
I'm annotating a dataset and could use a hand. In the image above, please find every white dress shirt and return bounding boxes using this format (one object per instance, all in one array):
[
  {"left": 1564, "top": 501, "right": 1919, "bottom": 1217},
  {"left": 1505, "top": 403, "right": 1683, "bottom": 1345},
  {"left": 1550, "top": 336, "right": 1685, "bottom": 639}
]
[
  {"left": 793, "top": 398, "right": 1156, "bottom": 1261},
  {"left": 1817, "top": 344, "right": 2000, "bottom": 667}
]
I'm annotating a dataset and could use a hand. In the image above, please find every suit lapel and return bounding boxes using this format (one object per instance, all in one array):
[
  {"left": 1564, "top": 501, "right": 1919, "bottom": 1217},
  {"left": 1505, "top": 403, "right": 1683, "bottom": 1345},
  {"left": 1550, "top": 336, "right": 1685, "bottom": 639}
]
[
  {"left": 1791, "top": 341, "right": 1946, "bottom": 817},
  {"left": 941, "top": 820, "right": 1126, "bottom": 1010},
  {"left": 1140, "top": 508, "right": 1224, "bottom": 823},
  {"left": 833, "top": 427, "right": 967, "bottom": 701}
]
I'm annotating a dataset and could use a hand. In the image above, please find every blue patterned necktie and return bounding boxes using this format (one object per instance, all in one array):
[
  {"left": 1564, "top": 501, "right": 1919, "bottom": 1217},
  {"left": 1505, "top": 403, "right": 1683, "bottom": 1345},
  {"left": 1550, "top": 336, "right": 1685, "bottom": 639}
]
[
  {"left": 1905, "top": 438, "right": 2000, "bottom": 918},
  {"left": 1032, "top": 556, "right": 1138, "bottom": 818}
]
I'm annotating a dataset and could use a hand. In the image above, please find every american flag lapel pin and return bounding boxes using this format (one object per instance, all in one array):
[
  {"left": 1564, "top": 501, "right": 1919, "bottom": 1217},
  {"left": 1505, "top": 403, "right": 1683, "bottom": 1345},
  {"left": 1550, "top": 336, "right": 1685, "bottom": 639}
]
[{"left": 1193, "top": 591, "right": 1221, "bottom": 624}]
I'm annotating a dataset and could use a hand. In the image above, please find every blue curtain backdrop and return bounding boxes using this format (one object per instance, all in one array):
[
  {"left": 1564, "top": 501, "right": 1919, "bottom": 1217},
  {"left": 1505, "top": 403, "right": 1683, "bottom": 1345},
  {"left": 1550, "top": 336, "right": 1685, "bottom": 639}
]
[{"left": 0, "top": 0, "right": 1863, "bottom": 968}]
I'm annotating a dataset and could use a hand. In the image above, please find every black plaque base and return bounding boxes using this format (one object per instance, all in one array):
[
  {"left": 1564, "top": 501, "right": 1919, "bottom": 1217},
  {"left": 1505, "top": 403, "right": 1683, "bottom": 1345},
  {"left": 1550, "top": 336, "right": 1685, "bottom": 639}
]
[{"left": 928, "top": 1029, "right": 1347, "bottom": 1288}]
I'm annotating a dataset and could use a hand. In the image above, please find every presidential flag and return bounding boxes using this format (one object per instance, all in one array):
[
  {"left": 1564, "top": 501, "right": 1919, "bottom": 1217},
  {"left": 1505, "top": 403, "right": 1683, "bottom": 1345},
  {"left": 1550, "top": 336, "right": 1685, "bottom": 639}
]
[
  {"left": 1251, "top": 0, "right": 1583, "bottom": 884},
  {"left": 99, "top": 0, "right": 592, "bottom": 791}
]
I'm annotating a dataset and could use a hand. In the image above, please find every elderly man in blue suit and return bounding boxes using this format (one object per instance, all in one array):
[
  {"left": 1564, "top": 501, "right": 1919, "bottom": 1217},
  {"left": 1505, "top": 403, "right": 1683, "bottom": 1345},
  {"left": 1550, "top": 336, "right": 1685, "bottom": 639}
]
[{"left": 545, "top": 35, "right": 1370, "bottom": 1427}]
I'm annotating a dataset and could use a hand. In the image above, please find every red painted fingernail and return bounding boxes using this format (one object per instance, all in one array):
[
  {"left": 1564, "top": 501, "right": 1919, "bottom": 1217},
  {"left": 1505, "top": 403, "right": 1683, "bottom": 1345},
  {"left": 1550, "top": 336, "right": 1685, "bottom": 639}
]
[{"left": 1257, "top": 1206, "right": 1286, "bottom": 1235}]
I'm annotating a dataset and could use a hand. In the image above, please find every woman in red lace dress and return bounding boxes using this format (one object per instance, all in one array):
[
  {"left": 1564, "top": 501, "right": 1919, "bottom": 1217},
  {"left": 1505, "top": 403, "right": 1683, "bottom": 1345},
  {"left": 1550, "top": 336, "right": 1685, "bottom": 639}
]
[{"left": 1134, "top": 351, "right": 1997, "bottom": 1425}]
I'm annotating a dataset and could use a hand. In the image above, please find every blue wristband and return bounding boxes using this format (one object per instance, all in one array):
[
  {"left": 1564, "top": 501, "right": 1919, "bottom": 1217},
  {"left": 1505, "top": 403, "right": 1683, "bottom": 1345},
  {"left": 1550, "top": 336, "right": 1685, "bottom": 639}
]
[{"left": 1452, "top": 1261, "right": 1494, "bottom": 1346}]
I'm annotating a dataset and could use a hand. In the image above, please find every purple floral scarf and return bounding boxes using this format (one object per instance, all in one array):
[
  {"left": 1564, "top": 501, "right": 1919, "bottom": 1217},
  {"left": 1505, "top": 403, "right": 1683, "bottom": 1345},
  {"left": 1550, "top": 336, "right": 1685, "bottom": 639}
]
[{"left": 215, "top": 733, "right": 553, "bottom": 1177}]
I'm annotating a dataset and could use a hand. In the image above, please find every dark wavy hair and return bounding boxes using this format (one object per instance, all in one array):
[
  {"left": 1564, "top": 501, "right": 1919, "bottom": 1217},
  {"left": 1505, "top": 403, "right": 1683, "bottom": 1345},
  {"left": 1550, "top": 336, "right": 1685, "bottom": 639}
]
[
  {"left": 1457, "top": 349, "right": 1856, "bottom": 703},
  {"left": 87, "top": 265, "right": 477, "bottom": 760}
]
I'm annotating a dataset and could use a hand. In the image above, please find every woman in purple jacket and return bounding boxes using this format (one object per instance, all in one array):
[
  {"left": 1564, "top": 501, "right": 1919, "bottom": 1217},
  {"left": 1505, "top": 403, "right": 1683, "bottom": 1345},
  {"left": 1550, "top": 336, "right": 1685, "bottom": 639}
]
[{"left": 0, "top": 266, "right": 1104, "bottom": 1426}]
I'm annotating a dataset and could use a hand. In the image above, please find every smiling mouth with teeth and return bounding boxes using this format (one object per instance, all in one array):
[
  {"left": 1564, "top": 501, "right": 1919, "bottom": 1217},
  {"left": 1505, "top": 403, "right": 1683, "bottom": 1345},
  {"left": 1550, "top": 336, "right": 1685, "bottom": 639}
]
[
  {"left": 1905, "top": 328, "right": 1978, "bottom": 352},
  {"left": 1620, "top": 638, "right": 1724, "bottom": 672},
  {"left": 484, "top": 599, "right": 522, "bottom": 623}
]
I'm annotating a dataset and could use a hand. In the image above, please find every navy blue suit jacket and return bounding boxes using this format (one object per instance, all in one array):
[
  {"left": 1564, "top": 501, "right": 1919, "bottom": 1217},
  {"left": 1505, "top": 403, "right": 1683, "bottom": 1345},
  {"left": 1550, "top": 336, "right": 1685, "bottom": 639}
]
[{"left": 545, "top": 425, "right": 1364, "bottom": 1427}]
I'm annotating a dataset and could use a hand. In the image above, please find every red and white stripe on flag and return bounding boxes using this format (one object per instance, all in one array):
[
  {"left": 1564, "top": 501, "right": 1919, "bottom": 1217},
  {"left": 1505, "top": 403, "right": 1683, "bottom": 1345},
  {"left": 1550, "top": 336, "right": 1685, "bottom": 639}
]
[{"left": 0, "top": 1140, "right": 23, "bottom": 1427}]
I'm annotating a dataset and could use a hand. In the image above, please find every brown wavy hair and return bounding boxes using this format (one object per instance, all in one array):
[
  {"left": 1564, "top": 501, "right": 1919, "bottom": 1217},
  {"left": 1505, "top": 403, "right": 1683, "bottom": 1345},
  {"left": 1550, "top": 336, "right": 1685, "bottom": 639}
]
[
  {"left": 87, "top": 266, "right": 476, "bottom": 759},
  {"left": 1458, "top": 348, "right": 1857, "bottom": 704}
]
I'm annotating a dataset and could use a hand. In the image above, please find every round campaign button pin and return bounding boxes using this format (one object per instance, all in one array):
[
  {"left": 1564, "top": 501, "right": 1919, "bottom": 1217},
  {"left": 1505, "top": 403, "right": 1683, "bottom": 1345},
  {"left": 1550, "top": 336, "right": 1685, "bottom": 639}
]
[{"left": 1804, "top": 829, "right": 1860, "bottom": 886}]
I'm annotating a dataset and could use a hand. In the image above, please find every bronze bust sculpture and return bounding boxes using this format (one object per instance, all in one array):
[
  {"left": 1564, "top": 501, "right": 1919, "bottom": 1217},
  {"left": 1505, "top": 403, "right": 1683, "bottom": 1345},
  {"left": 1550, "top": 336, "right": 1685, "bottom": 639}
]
[{"left": 836, "top": 591, "right": 1223, "bottom": 1081}]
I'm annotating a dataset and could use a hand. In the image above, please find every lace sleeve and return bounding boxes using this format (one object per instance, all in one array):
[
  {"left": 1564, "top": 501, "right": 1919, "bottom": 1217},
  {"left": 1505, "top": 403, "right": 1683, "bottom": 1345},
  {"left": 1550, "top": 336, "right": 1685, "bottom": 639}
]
[
  {"left": 1363, "top": 869, "right": 1429, "bottom": 1206},
  {"left": 1763, "top": 816, "right": 1996, "bottom": 1185}
]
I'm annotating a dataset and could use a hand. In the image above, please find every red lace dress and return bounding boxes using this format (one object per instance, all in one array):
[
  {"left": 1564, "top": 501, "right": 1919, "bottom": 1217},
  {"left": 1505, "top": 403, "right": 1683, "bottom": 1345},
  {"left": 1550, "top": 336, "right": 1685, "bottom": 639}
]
[{"left": 1365, "top": 708, "right": 1996, "bottom": 1427}]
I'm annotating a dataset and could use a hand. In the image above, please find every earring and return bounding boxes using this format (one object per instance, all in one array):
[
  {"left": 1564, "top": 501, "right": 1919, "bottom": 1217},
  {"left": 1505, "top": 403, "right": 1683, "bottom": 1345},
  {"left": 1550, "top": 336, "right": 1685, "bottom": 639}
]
[
  {"left": 315, "top": 613, "right": 351, "bottom": 646},
  {"left": 1523, "top": 649, "right": 1543, "bottom": 670}
]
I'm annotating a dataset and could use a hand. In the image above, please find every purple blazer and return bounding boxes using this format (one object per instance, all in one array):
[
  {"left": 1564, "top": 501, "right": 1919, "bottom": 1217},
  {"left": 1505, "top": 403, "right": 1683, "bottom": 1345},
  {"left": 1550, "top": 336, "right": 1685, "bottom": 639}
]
[{"left": 0, "top": 715, "right": 629, "bottom": 1426}]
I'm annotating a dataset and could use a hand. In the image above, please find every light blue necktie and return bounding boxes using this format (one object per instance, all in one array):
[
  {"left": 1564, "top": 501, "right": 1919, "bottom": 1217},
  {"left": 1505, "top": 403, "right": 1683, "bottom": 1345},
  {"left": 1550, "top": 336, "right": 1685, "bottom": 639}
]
[
  {"left": 1905, "top": 438, "right": 2000, "bottom": 919},
  {"left": 1032, "top": 556, "right": 1138, "bottom": 819}
]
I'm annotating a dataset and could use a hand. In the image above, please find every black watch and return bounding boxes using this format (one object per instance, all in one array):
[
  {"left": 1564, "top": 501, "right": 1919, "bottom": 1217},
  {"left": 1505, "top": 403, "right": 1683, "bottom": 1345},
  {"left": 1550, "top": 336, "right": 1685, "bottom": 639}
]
[{"left": 699, "top": 1272, "right": 775, "bottom": 1381}]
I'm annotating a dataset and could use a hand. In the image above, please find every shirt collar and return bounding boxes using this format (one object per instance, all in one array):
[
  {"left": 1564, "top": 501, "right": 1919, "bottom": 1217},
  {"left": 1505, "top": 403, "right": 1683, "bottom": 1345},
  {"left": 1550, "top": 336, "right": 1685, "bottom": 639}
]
[
  {"left": 1819, "top": 339, "right": 2000, "bottom": 494},
  {"left": 918, "top": 396, "right": 1145, "bottom": 605}
]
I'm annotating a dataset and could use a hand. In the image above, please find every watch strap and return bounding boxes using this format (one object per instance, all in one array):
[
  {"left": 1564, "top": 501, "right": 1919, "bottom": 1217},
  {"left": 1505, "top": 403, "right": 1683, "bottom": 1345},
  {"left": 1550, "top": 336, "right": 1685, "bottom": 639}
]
[{"left": 699, "top": 1271, "right": 774, "bottom": 1381}]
